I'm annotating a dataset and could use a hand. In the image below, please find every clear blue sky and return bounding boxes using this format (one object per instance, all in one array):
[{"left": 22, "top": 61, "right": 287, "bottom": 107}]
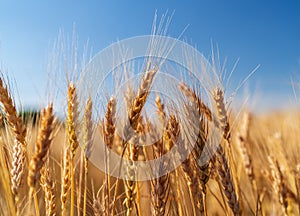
[{"left": 0, "top": 1, "right": 300, "bottom": 112}]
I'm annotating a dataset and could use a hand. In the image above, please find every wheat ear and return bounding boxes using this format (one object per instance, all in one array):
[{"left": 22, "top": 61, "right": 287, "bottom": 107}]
[
  {"left": 83, "top": 97, "right": 93, "bottom": 216},
  {"left": 27, "top": 103, "right": 54, "bottom": 216},
  {"left": 104, "top": 97, "right": 116, "bottom": 149},
  {"left": 236, "top": 111, "right": 256, "bottom": 190},
  {"left": 215, "top": 145, "right": 241, "bottom": 215},
  {"left": 67, "top": 82, "right": 79, "bottom": 216},
  {"left": 124, "top": 134, "right": 140, "bottom": 216},
  {"left": 128, "top": 68, "right": 157, "bottom": 131},
  {"left": 0, "top": 77, "right": 27, "bottom": 146},
  {"left": 121, "top": 68, "right": 157, "bottom": 216},
  {"left": 155, "top": 94, "right": 166, "bottom": 124},
  {"left": 103, "top": 96, "right": 116, "bottom": 215},
  {"left": 61, "top": 147, "right": 71, "bottom": 215},
  {"left": 268, "top": 156, "right": 289, "bottom": 216},
  {"left": 10, "top": 140, "right": 25, "bottom": 213},
  {"left": 28, "top": 104, "right": 54, "bottom": 187},
  {"left": 0, "top": 77, "right": 27, "bottom": 210},
  {"left": 180, "top": 83, "right": 212, "bottom": 215},
  {"left": 167, "top": 116, "right": 198, "bottom": 215},
  {"left": 40, "top": 165, "right": 56, "bottom": 216},
  {"left": 213, "top": 87, "right": 242, "bottom": 215},
  {"left": 163, "top": 114, "right": 185, "bottom": 216},
  {"left": 0, "top": 116, "right": 16, "bottom": 216},
  {"left": 179, "top": 82, "right": 212, "bottom": 122},
  {"left": 150, "top": 116, "right": 175, "bottom": 216}
]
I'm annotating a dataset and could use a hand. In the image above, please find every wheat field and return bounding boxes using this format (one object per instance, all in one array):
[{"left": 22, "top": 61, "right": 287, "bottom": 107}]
[{"left": 0, "top": 42, "right": 299, "bottom": 216}]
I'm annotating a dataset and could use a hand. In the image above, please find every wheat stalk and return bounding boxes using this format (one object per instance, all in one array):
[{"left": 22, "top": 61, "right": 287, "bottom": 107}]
[
  {"left": 0, "top": 118, "right": 16, "bottom": 216},
  {"left": 179, "top": 83, "right": 214, "bottom": 215},
  {"left": 27, "top": 103, "right": 54, "bottom": 216},
  {"left": 61, "top": 148, "right": 71, "bottom": 215},
  {"left": 67, "top": 82, "right": 80, "bottom": 216},
  {"left": 212, "top": 87, "right": 242, "bottom": 216},
  {"left": 150, "top": 116, "right": 175, "bottom": 216},
  {"left": 103, "top": 96, "right": 116, "bottom": 215},
  {"left": 124, "top": 136, "right": 140, "bottom": 216},
  {"left": 121, "top": 68, "right": 157, "bottom": 216},
  {"left": 83, "top": 97, "right": 93, "bottom": 216},
  {"left": 0, "top": 76, "right": 28, "bottom": 212}
]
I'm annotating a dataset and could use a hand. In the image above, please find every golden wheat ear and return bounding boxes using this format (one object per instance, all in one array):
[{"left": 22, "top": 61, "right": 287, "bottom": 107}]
[
  {"left": 61, "top": 147, "right": 71, "bottom": 215},
  {"left": 236, "top": 111, "right": 256, "bottom": 191},
  {"left": 67, "top": 82, "right": 80, "bottom": 159},
  {"left": 128, "top": 67, "right": 157, "bottom": 132},
  {"left": 268, "top": 155, "right": 290, "bottom": 215},
  {"left": 212, "top": 87, "right": 242, "bottom": 216},
  {"left": 83, "top": 97, "right": 93, "bottom": 216},
  {"left": 103, "top": 96, "right": 116, "bottom": 215},
  {"left": 28, "top": 104, "right": 54, "bottom": 188},
  {"left": 28, "top": 103, "right": 54, "bottom": 188},
  {"left": 27, "top": 103, "right": 54, "bottom": 216},
  {"left": 0, "top": 76, "right": 28, "bottom": 212},
  {"left": 0, "top": 77, "right": 27, "bottom": 147},
  {"left": 40, "top": 165, "right": 56, "bottom": 216},
  {"left": 66, "top": 81, "right": 80, "bottom": 216},
  {"left": 179, "top": 82, "right": 212, "bottom": 122}
]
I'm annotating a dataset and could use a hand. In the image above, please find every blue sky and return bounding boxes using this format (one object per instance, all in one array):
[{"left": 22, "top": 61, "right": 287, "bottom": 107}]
[{"left": 0, "top": 1, "right": 300, "bottom": 112}]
